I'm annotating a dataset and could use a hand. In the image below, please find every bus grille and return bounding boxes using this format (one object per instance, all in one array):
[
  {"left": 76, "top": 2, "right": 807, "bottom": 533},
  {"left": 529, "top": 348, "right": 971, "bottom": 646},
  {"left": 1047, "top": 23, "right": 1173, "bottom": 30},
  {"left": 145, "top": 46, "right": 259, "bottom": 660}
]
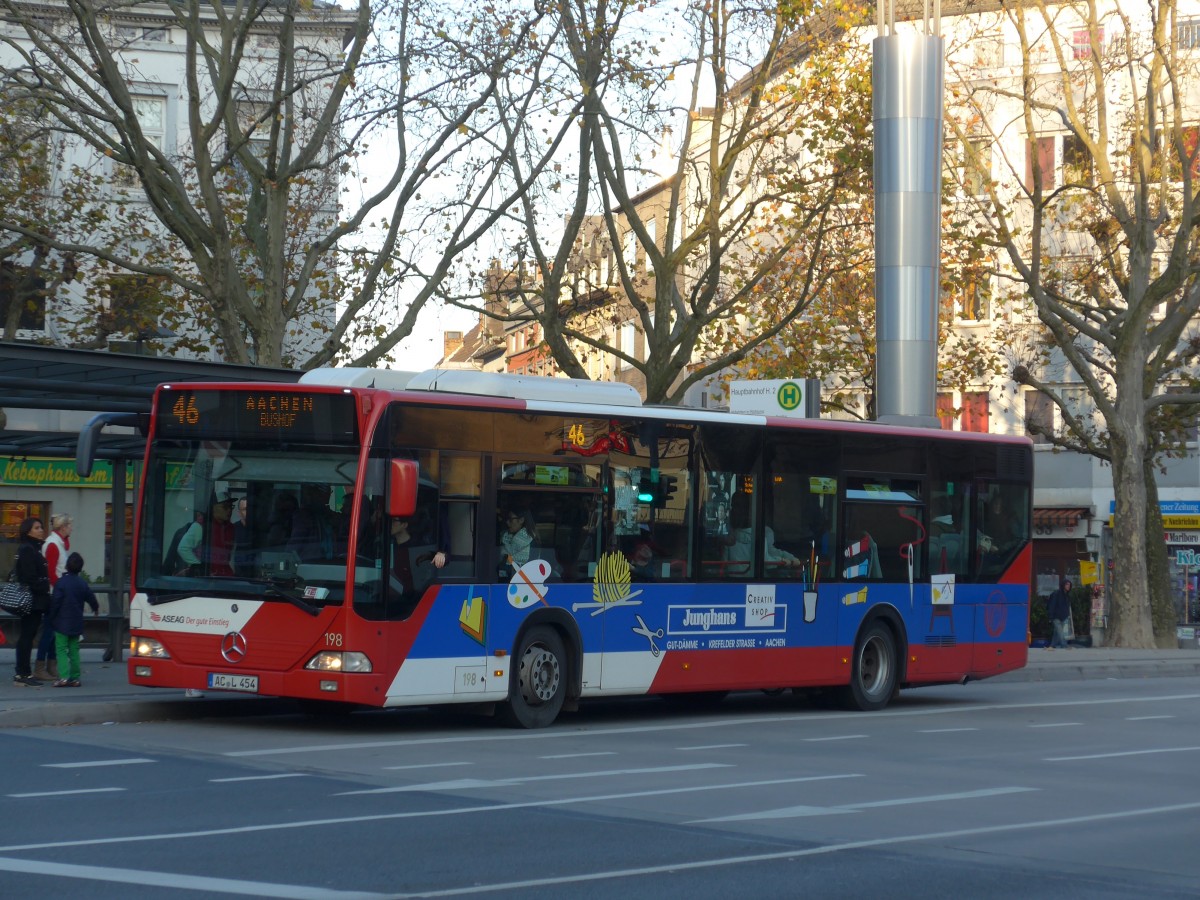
[{"left": 924, "top": 635, "right": 957, "bottom": 648}]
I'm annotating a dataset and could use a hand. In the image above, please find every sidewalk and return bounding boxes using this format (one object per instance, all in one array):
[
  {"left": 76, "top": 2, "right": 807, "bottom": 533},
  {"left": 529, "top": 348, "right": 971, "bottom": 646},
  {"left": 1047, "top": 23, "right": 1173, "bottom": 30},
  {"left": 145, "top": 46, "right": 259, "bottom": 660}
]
[
  {"left": 0, "top": 649, "right": 295, "bottom": 729},
  {"left": 2, "top": 647, "right": 1200, "bottom": 729}
]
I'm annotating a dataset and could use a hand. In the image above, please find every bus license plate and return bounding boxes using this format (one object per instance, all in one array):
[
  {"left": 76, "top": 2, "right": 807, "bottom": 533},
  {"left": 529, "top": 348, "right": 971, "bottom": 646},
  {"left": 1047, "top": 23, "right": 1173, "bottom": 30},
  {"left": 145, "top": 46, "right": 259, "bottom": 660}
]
[{"left": 207, "top": 672, "right": 259, "bottom": 692}]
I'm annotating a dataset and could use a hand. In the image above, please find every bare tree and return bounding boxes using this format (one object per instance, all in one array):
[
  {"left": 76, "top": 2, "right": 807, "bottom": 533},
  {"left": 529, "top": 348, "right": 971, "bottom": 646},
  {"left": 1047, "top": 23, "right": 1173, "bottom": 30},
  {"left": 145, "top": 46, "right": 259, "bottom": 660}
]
[
  {"left": 469, "top": 0, "right": 874, "bottom": 404},
  {"left": 949, "top": 0, "right": 1200, "bottom": 646},
  {"left": 0, "top": 0, "right": 561, "bottom": 368}
]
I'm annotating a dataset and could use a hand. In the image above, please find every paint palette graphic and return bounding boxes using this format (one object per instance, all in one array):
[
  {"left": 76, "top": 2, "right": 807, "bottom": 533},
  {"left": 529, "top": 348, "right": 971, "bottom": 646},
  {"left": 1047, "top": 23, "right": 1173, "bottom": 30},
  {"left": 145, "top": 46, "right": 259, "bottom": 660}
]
[{"left": 507, "top": 559, "right": 551, "bottom": 608}]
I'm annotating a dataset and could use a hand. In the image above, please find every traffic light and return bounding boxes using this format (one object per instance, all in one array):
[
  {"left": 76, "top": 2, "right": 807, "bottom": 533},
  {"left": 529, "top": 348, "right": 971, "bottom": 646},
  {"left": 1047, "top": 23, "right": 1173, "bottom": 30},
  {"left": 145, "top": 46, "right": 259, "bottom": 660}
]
[
  {"left": 655, "top": 474, "right": 679, "bottom": 509},
  {"left": 635, "top": 471, "right": 681, "bottom": 508},
  {"left": 636, "top": 475, "right": 657, "bottom": 504}
]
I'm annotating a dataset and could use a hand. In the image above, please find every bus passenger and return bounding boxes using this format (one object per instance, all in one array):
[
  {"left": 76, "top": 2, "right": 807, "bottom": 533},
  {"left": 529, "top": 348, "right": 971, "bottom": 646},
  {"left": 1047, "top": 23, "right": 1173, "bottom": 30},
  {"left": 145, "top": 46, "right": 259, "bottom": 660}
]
[
  {"left": 389, "top": 514, "right": 440, "bottom": 617},
  {"left": 501, "top": 508, "right": 536, "bottom": 569},
  {"left": 728, "top": 491, "right": 800, "bottom": 573},
  {"left": 627, "top": 539, "right": 658, "bottom": 580},
  {"left": 290, "top": 484, "right": 336, "bottom": 561},
  {"left": 266, "top": 492, "right": 298, "bottom": 549},
  {"left": 175, "top": 514, "right": 204, "bottom": 574},
  {"left": 207, "top": 498, "right": 236, "bottom": 576}
]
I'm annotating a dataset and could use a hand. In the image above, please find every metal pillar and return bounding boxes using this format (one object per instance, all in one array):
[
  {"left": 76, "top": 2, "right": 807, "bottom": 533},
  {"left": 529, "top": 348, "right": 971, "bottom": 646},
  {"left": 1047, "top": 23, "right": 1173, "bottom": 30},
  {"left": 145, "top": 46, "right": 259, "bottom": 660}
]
[
  {"left": 105, "top": 457, "right": 127, "bottom": 662},
  {"left": 874, "top": 0, "right": 944, "bottom": 426}
]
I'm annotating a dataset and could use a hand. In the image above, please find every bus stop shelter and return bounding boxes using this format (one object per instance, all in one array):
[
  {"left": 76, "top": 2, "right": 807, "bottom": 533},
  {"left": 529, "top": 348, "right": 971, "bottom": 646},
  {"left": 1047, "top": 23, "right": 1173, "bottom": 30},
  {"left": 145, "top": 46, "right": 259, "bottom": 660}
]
[{"left": 0, "top": 344, "right": 301, "bottom": 658}]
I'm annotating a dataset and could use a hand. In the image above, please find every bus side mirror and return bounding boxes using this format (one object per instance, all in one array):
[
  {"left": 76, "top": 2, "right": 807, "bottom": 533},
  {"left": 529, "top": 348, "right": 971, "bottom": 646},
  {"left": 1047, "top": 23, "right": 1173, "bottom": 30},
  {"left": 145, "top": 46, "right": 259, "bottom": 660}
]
[{"left": 388, "top": 459, "right": 419, "bottom": 518}]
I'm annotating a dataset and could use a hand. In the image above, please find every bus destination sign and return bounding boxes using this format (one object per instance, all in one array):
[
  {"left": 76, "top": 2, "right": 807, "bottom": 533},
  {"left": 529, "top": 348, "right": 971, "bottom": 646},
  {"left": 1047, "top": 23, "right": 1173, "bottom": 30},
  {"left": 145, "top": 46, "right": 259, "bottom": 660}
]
[{"left": 157, "top": 389, "right": 359, "bottom": 444}]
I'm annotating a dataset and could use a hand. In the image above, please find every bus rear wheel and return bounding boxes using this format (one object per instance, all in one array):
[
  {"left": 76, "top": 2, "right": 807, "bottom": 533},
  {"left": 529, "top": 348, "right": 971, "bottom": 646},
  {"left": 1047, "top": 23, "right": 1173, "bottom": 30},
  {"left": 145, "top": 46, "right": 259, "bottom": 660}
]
[
  {"left": 840, "top": 622, "right": 897, "bottom": 712},
  {"left": 500, "top": 625, "right": 566, "bottom": 728}
]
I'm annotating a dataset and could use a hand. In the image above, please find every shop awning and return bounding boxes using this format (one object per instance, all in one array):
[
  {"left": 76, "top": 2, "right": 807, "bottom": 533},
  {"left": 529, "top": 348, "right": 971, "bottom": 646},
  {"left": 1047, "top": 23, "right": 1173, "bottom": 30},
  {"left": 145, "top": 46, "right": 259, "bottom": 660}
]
[{"left": 1033, "top": 507, "right": 1090, "bottom": 529}]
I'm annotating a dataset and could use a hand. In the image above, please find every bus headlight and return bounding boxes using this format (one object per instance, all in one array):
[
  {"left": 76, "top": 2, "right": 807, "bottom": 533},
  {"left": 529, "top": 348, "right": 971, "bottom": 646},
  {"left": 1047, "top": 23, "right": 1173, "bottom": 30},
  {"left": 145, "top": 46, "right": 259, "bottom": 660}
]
[
  {"left": 132, "top": 637, "right": 170, "bottom": 659},
  {"left": 304, "top": 651, "right": 372, "bottom": 673}
]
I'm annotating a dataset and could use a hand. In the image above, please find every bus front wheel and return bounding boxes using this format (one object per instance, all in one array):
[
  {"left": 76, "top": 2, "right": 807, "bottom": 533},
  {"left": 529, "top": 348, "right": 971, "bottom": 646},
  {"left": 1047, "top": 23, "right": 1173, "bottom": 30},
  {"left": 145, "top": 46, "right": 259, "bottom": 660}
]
[
  {"left": 840, "top": 622, "right": 897, "bottom": 712},
  {"left": 501, "top": 625, "right": 567, "bottom": 728}
]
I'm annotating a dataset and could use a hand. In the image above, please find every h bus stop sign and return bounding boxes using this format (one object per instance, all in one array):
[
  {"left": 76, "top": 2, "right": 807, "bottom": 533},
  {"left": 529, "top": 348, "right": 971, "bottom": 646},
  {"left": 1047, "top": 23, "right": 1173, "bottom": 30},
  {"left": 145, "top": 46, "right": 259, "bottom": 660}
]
[{"left": 729, "top": 379, "right": 820, "bottom": 418}]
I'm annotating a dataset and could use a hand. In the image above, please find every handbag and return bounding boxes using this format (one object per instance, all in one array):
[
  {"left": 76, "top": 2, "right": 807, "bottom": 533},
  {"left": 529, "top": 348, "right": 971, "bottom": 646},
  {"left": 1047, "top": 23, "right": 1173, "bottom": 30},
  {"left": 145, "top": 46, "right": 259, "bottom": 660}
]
[{"left": 0, "top": 571, "right": 33, "bottom": 616}]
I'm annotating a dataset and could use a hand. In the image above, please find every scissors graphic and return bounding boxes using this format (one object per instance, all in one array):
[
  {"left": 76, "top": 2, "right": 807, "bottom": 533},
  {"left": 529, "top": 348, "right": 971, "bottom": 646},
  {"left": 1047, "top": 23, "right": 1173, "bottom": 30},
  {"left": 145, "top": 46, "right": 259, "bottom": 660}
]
[{"left": 632, "top": 615, "right": 664, "bottom": 657}]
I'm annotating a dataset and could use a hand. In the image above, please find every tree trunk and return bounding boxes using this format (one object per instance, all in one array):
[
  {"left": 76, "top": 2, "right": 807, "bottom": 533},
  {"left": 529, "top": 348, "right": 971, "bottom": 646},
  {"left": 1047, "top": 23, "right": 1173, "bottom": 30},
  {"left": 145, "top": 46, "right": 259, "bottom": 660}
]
[
  {"left": 1106, "top": 420, "right": 1156, "bottom": 647},
  {"left": 1144, "top": 465, "right": 1179, "bottom": 648}
]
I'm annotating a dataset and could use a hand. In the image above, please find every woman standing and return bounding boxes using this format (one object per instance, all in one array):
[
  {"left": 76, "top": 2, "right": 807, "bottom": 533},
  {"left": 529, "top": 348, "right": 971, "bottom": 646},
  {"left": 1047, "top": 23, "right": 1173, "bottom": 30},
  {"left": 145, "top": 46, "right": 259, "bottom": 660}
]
[
  {"left": 35, "top": 512, "right": 71, "bottom": 681},
  {"left": 12, "top": 517, "right": 52, "bottom": 686}
]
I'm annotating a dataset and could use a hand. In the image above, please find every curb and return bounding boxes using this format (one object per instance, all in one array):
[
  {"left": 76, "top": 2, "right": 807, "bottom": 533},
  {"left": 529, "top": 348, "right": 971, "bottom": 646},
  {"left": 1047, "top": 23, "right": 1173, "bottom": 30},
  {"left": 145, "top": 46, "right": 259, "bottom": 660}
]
[
  {"left": 0, "top": 696, "right": 298, "bottom": 729},
  {"left": 3, "top": 659, "right": 1200, "bottom": 728},
  {"left": 992, "top": 661, "right": 1200, "bottom": 683}
]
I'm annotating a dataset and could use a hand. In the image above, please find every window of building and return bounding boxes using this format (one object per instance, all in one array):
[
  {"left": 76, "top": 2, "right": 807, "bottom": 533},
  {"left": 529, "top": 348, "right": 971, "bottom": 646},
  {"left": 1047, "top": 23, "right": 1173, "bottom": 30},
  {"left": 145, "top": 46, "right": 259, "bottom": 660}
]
[
  {"left": 0, "top": 500, "right": 50, "bottom": 575},
  {"left": 0, "top": 262, "right": 47, "bottom": 332},
  {"left": 1164, "top": 385, "right": 1200, "bottom": 442},
  {"left": 962, "top": 391, "right": 989, "bottom": 433},
  {"left": 959, "top": 270, "right": 991, "bottom": 321},
  {"left": 1180, "top": 17, "right": 1200, "bottom": 50},
  {"left": 116, "top": 25, "right": 168, "bottom": 43},
  {"left": 964, "top": 136, "right": 991, "bottom": 196},
  {"left": 1062, "top": 133, "right": 1093, "bottom": 186},
  {"left": 1072, "top": 27, "right": 1103, "bottom": 59},
  {"left": 101, "top": 273, "right": 167, "bottom": 338},
  {"left": 1024, "top": 390, "right": 1053, "bottom": 444},
  {"left": 115, "top": 94, "right": 166, "bottom": 186},
  {"left": 1059, "top": 385, "right": 1090, "bottom": 435},
  {"left": 618, "top": 321, "right": 636, "bottom": 369},
  {"left": 1025, "top": 135, "right": 1057, "bottom": 192},
  {"left": 233, "top": 100, "right": 272, "bottom": 169},
  {"left": 936, "top": 393, "right": 956, "bottom": 430}
]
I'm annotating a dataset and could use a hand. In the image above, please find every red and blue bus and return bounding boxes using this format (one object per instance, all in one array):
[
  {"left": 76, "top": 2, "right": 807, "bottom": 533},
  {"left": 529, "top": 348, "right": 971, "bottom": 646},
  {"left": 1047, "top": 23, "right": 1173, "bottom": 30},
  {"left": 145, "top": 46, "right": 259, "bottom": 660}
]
[{"left": 124, "top": 368, "right": 1031, "bottom": 726}]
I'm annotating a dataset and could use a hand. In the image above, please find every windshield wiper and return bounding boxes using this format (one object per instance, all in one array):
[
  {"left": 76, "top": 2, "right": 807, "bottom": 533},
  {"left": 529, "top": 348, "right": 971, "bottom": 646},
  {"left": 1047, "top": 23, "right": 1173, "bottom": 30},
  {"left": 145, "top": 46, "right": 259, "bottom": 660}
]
[{"left": 254, "top": 580, "right": 321, "bottom": 617}]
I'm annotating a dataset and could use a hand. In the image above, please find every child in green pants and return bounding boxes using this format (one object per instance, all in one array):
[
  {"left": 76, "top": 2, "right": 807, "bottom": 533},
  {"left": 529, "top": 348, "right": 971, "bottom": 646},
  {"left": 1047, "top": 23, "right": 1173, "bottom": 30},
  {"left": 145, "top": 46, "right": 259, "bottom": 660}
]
[{"left": 48, "top": 552, "right": 99, "bottom": 687}]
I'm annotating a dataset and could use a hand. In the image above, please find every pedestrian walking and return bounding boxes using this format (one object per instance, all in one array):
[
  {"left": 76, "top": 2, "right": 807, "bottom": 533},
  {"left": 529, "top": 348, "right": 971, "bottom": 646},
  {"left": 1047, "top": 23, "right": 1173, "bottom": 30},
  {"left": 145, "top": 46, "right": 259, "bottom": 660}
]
[
  {"left": 1047, "top": 578, "right": 1073, "bottom": 650},
  {"left": 11, "top": 517, "right": 52, "bottom": 686},
  {"left": 47, "top": 552, "right": 99, "bottom": 687},
  {"left": 36, "top": 512, "right": 72, "bottom": 681}
]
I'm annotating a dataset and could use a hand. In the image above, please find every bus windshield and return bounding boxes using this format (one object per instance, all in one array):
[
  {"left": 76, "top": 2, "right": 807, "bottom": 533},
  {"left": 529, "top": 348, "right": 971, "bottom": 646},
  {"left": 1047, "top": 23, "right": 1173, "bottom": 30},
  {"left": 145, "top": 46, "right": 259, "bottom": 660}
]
[{"left": 136, "top": 439, "right": 361, "bottom": 608}]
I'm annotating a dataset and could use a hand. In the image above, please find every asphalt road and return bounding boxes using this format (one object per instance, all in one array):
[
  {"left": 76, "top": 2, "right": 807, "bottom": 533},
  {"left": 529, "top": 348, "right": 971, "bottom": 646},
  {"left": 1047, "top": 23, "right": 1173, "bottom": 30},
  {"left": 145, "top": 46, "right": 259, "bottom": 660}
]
[{"left": 1, "top": 676, "right": 1198, "bottom": 898}]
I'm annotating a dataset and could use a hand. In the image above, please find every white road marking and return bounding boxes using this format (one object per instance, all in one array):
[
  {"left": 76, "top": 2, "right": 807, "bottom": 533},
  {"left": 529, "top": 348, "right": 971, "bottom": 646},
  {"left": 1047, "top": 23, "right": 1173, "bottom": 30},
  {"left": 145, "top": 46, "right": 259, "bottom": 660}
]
[
  {"left": 222, "top": 693, "right": 1200, "bottom": 758},
  {"left": 1126, "top": 715, "right": 1173, "bottom": 721},
  {"left": 43, "top": 758, "right": 154, "bottom": 769},
  {"left": 1047, "top": 745, "right": 1200, "bottom": 762},
  {"left": 919, "top": 728, "right": 979, "bottom": 733},
  {"left": 1029, "top": 722, "right": 1082, "bottom": 728},
  {"left": 381, "top": 801, "right": 1200, "bottom": 897},
  {"left": 383, "top": 761, "right": 474, "bottom": 771},
  {"left": 8, "top": 788, "right": 125, "bottom": 798},
  {"left": 0, "top": 856, "right": 388, "bottom": 898},
  {"left": 210, "top": 774, "right": 308, "bottom": 783},
  {"left": 538, "top": 752, "right": 617, "bottom": 760},
  {"left": 804, "top": 735, "right": 866, "bottom": 742},
  {"left": 337, "top": 763, "right": 732, "bottom": 795},
  {"left": 0, "top": 774, "right": 864, "bottom": 854},
  {"left": 693, "top": 786, "right": 1037, "bottom": 822},
  {"left": 676, "top": 744, "right": 748, "bottom": 751}
]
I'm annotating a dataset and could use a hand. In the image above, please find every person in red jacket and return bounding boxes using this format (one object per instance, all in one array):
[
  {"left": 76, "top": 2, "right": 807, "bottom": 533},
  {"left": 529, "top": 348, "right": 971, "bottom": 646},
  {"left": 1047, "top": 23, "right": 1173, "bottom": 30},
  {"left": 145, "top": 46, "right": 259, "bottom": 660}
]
[{"left": 35, "top": 512, "right": 72, "bottom": 681}]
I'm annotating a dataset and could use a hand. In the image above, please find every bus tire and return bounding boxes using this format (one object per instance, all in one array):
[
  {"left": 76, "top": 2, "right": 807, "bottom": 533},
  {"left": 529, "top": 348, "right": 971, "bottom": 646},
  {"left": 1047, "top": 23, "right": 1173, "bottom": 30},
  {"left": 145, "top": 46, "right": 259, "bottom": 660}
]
[
  {"left": 500, "top": 625, "right": 566, "bottom": 729},
  {"left": 840, "top": 622, "right": 897, "bottom": 712}
]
